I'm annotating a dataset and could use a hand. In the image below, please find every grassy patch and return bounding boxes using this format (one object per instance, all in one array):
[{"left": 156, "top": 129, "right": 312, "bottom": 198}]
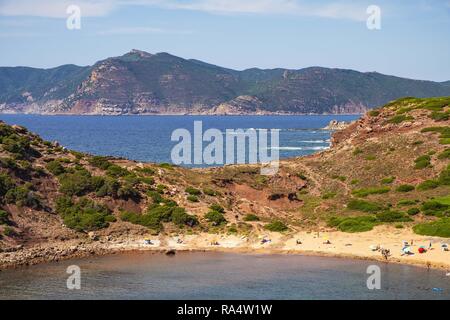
[
  {"left": 396, "top": 184, "right": 415, "bottom": 193},
  {"left": 417, "top": 180, "right": 439, "bottom": 191},
  {"left": 352, "top": 186, "right": 390, "bottom": 197},
  {"left": 387, "top": 114, "right": 414, "bottom": 124},
  {"left": 381, "top": 176, "right": 395, "bottom": 184},
  {"left": 264, "top": 220, "right": 288, "bottom": 232},
  {"left": 347, "top": 199, "right": 383, "bottom": 213},
  {"left": 328, "top": 216, "right": 378, "bottom": 233},
  {"left": 243, "top": 214, "right": 260, "bottom": 221},
  {"left": 414, "top": 155, "right": 431, "bottom": 169},
  {"left": 413, "top": 218, "right": 450, "bottom": 238}
]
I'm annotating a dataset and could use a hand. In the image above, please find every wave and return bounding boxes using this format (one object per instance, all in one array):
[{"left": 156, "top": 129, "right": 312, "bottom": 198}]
[
  {"left": 298, "top": 139, "right": 330, "bottom": 144},
  {"left": 266, "top": 146, "right": 330, "bottom": 151}
]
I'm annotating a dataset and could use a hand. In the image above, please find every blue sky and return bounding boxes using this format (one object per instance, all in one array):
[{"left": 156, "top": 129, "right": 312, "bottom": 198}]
[{"left": 0, "top": 0, "right": 449, "bottom": 81}]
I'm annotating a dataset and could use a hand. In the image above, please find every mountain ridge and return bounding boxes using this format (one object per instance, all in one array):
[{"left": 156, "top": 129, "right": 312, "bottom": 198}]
[{"left": 1, "top": 50, "right": 450, "bottom": 115}]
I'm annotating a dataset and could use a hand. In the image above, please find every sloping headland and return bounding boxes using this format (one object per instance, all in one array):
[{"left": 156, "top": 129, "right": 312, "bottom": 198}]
[
  {"left": 1, "top": 50, "right": 450, "bottom": 115},
  {"left": 0, "top": 96, "right": 449, "bottom": 269}
]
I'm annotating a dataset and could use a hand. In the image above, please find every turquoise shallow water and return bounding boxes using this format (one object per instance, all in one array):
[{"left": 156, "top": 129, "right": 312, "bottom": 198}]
[
  {"left": 0, "top": 114, "right": 358, "bottom": 166},
  {"left": 0, "top": 252, "right": 449, "bottom": 300}
]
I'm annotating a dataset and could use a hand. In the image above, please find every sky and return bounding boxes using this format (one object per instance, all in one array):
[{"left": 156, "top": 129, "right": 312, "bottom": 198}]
[{"left": 0, "top": 0, "right": 449, "bottom": 82}]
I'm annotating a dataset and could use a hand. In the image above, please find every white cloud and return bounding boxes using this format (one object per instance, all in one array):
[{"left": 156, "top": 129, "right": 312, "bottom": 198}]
[
  {"left": 0, "top": 0, "right": 116, "bottom": 18},
  {"left": 96, "top": 26, "right": 192, "bottom": 35},
  {"left": 0, "top": 0, "right": 368, "bottom": 21}
]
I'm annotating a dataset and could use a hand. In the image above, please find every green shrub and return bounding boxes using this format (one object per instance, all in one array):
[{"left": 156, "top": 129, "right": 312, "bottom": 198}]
[
  {"left": 352, "top": 186, "right": 390, "bottom": 197},
  {"left": 0, "top": 173, "right": 15, "bottom": 197},
  {"left": 328, "top": 216, "right": 378, "bottom": 233},
  {"left": 88, "top": 156, "right": 112, "bottom": 170},
  {"left": 353, "top": 148, "right": 363, "bottom": 156},
  {"left": 205, "top": 210, "right": 227, "bottom": 226},
  {"left": 397, "top": 199, "right": 418, "bottom": 206},
  {"left": 159, "top": 163, "right": 173, "bottom": 169},
  {"left": 414, "top": 155, "right": 431, "bottom": 169},
  {"left": 430, "top": 111, "right": 450, "bottom": 121},
  {"left": 243, "top": 214, "right": 260, "bottom": 221},
  {"left": 117, "top": 184, "right": 140, "bottom": 200},
  {"left": 376, "top": 210, "right": 412, "bottom": 222},
  {"left": 0, "top": 210, "right": 10, "bottom": 225},
  {"left": 95, "top": 177, "right": 120, "bottom": 197},
  {"left": 381, "top": 176, "right": 395, "bottom": 184},
  {"left": 46, "top": 161, "right": 66, "bottom": 176},
  {"left": 417, "top": 180, "right": 439, "bottom": 191},
  {"left": 209, "top": 204, "right": 225, "bottom": 214},
  {"left": 3, "top": 226, "right": 15, "bottom": 237},
  {"left": 413, "top": 218, "right": 450, "bottom": 237},
  {"left": 438, "top": 149, "right": 450, "bottom": 159},
  {"left": 185, "top": 186, "right": 201, "bottom": 196},
  {"left": 438, "top": 165, "right": 450, "bottom": 185},
  {"left": 147, "top": 190, "right": 164, "bottom": 203},
  {"left": 421, "top": 200, "right": 449, "bottom": 217},
  {"left": 388, "top": 114, "right": 413, "bottom": 124},
  {"left": 368, "top": 110, "right": 380, "bottom": 117},
  {"left": 203, "top": 188, "right": 218, "bottom": 196},
  {"left": 134, "top": 167, "right": 155, "bottom": 175},
  {"left": 347, "top": 199, "right": 383, "bottom": 213},
  {"left": 264, "top": 220, "right": 288, "bottom": 232},
  {"left": 106, "top": 165, "right": 129, "bottom": 177},
  {"left": 5, "top": 184, "right": 41, "bottom": 209},
  {"left": 396, "top": 184, "right": 415, "bottom": 192},
  {"left": 187, "top": 195, "right": 199, "bottom": 202},
  {"left": 407, "top": 208, "right": 420, "bottom": 216},
  {"left": 56, "top": 196, "right": 115, "bottom": 232},
  {"left": 58, "top": 170, "right": 95, "bottom": 196},
  {"left": 365, "top": 155, "right": 376, "bottom": 161}
]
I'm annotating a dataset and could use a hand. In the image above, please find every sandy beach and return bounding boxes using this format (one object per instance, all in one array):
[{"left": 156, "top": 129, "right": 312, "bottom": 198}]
[{"left": 1, "top": 225, "right": 449, "bottom": 271}]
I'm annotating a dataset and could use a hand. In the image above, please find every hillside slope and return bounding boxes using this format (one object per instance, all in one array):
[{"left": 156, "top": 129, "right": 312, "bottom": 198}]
[
  {"left": 1, "top": 50, "right": 450, "bottom": 115},
  {"left": 0, "top": 97, "right": 449, "bottom": 268}
]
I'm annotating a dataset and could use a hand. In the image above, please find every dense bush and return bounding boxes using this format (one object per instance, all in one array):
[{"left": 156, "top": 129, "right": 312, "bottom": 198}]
[
  {"left": 376, "top": 210, "right": 412, "bottom": 222},
  {"left": 243, "top": 214, "right": 260, "bottom": 221},
  {"left": 46, "top": 160, "right": 66, "bottom": 176},
  {"left": 264, "top": 220, "right": 288, "bottom": 232},
  {"left": 95, "top": 177, "right": 120, "bottom": 197},
  {"left": 4, "top": 183, "right": 41, "bottom": 209},
  {"left": 88, "top": 156, "right": 112, "bottom": 170},
  {"left": 203, "top": 188, "right": 218, "bottom": 196},
  {"left": 187, "top": 195, "right": 199, "bottom": 202},
  {"left": 0, "top": 210, "right": 10, "bottom": 225},
  {"left": 106, "top": 164, "right": 129, "bottom": 178},
  {"left": 347, "top": 199, "right": 383, "bottom": 213},
  {"left": 417, "top": 180, "right": 439, "bottom": 191},
  {"left": 396, "top": 184, "right": 415, "bottom": 192},
  {"left": 209, "top": 204, "right": 225, "bottom": 214},
  {"left": 407, "top": 208, "right": 420, "bottom": 216},
  {"left": 413, "top": 218, "right": 450, "bottom": 237},
  {"left": 205, "top": 210, "right": 227, "bottom": 226},
  {"left": 56, "top": 196, "right": 115, "bottom": 232},
  {"left": 438, "top": 165, "right": 450, "bottom": 185},
  {"left": 414, "top": 155, "right": 431, "bottom": 169},
  {"left": 121, "top": 204, "right": 197, "bottom": 231},
  {"left": 387, "top": 114, "right": 413, "bottom": 124},
  {"left": 421, "top": 200, "right": 449, "bottom": 217},
  {"left": 381, "top": 176, "right": 395, "bottom": 184},
  {"left": 58, "top": 170, "right": 95, "bottom": 196},
  {"left": 185, "top": 187, "right": 201, "bottom": 196},
  {"left": 397, "top": 199, "right": 418, "bottom": 206},
  {"left": 0, "top": 173, "right": 15, "bottom": 197},
  {"left": 438, "top": 149, "right": 450, "bottom": 160},
  {"left": 328, "top": 216, "right": 378, "bottom": 233}
]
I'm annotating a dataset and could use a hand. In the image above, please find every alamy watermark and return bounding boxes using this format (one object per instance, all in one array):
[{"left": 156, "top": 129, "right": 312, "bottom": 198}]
[
  {"left": 366, "top": 265, "right": 381, "bottom": 290},
  {"left": 66, "top": 5, "right": 81, "bottom": 30},
  {"left": 367, "top": 5, "right": 381, "bottom": 30},
  {"left": 171, "top": 121, "right": 280, "bottom": 175},
  {"left": 66, "top": 265, "right": 81, "bottom": 290}
]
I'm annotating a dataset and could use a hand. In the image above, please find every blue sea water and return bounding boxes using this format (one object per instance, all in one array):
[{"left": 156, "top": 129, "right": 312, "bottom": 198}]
[
  {"left": 0, "top": 252, "right": 449, "bottom": 300},
  {"left": 0, "top": 114, "right": 359, "bottom": 166}
]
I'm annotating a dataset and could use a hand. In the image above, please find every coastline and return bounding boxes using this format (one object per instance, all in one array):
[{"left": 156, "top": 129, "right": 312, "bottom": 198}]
[{"left": 2, "top": 226, "right": 449, "bottom": 271}]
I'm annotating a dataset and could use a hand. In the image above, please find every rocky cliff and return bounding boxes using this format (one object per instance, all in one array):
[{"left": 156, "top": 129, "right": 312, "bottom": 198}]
[{"left": 1, "top": 50, "right": 450, "bottom": 115}]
